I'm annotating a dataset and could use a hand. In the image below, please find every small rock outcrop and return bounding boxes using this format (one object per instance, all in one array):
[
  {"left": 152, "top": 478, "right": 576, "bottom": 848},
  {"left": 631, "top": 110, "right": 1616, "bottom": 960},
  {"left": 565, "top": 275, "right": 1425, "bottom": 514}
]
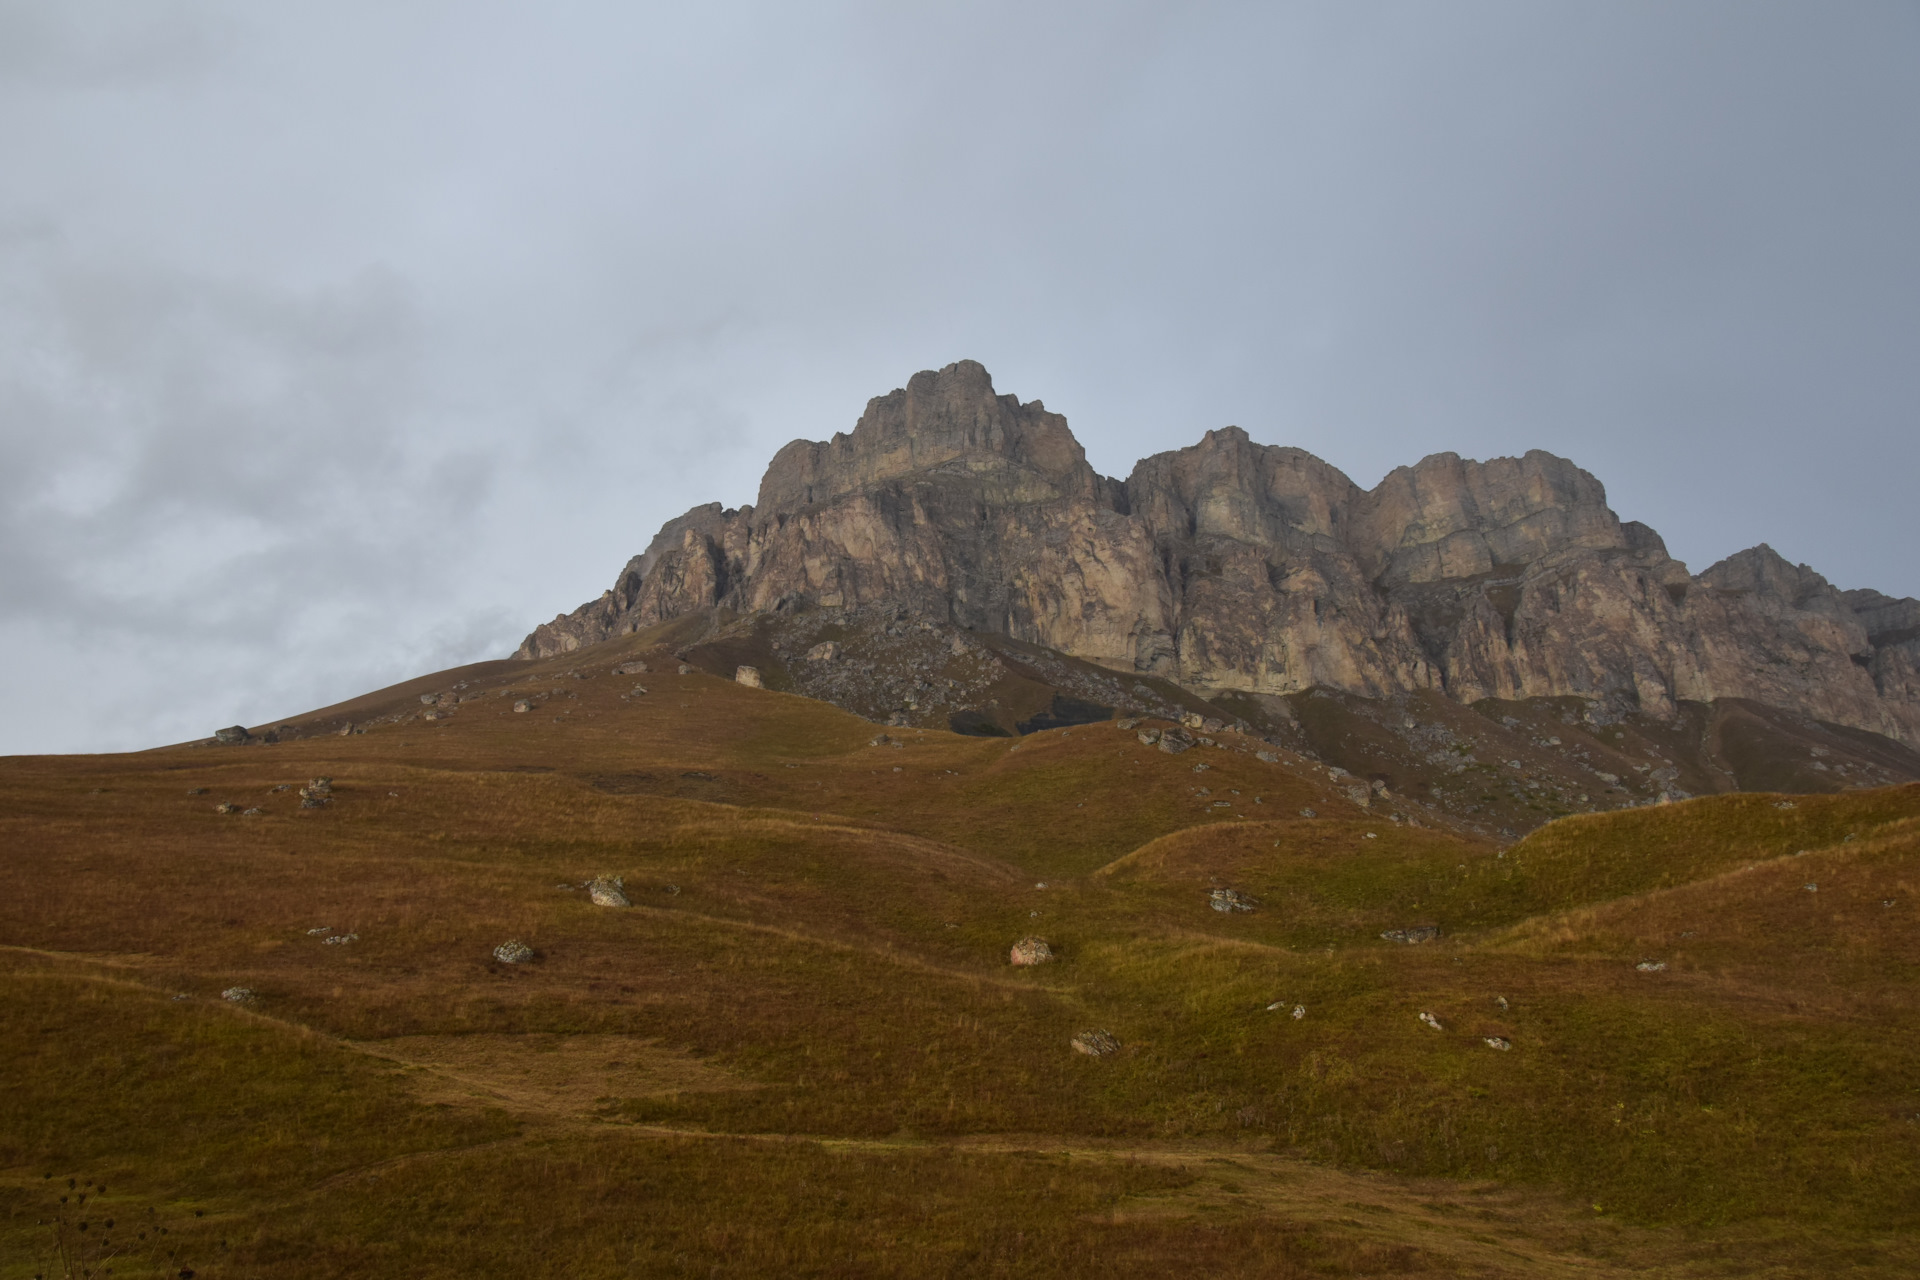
[
  {"left": 1381, "top": 925, "right": 1441, "bottom": 944},
  {"left": 213, "top": 726, "right": 250, "bottom": 745},
  {"left": 1208, "top": 887, "right": 1257, "bottom": 913}
]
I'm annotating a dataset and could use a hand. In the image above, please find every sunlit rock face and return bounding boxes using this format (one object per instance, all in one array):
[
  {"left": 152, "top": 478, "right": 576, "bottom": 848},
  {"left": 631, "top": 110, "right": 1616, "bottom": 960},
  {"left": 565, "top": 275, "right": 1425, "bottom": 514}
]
[{"left": 519, "top": 360, "right": 1920, "bottom": 744}]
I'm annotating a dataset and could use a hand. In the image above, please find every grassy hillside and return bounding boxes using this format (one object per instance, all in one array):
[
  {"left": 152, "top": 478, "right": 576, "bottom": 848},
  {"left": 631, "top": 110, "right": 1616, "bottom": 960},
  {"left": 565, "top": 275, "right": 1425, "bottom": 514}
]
[{"left": 2, "top": 635, "right": 1916, "bottom": 1277}]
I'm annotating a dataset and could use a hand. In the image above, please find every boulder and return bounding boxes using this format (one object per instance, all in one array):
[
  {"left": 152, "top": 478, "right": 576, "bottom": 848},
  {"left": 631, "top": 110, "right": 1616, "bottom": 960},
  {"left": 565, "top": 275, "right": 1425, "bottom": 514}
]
[
  {"left": 735, "top": 665, "right": 764, "bottom": 688},
  {"left": 1071, "top": 1029, "right": 1120, "bottom": 1057},
  {"left": 614, "top": 660, "right": 650, "bottom": 675},
  {"left": 587, "top": 876, "right": 631, "bottom": 908},
  {"left": 1009, "top": 936, "right": 1053, "bottom": 966},
  {"left": 1209, "top": 887, "right": 1256, "bottom": 913},
  {"left": 221, "top": 986, "right": 256, "bottom": 1003},
  {"left": 1484, "top": 1036, "right": 1513, "bottom": 1051},
  {"left": 1256, "top": 750, "right": 1280, "bottom": 763},
  {"left": 513, "top": 700, "right": 532, "bottom": 713},
  {"left": 493, "top": 940, "right": 535, "bottom": 964},
  {"left": 806, "top": 642, "right": 839, "bottom": 661},
  {"left": 1418, "top": 1011, "right": 1444, "bottom": 1031},
  {"left": 419, "top": 693, "right": 439, "bottom": 706},
  {"left": 213, "top": 726, "right": 250, "bottom": 745}
]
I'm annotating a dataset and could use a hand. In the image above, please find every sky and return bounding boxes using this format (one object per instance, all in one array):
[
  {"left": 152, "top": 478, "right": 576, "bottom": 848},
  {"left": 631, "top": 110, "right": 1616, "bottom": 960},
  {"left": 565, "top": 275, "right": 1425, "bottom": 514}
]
[{"left": 2, "top": 1, "right": 1916, "bottom": 755}]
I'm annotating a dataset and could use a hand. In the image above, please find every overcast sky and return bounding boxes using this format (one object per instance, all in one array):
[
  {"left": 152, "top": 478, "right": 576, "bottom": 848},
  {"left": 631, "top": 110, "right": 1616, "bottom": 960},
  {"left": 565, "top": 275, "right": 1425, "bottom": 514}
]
[{"left": 3, "top": 1, "right": 1915, "bottom": 754}]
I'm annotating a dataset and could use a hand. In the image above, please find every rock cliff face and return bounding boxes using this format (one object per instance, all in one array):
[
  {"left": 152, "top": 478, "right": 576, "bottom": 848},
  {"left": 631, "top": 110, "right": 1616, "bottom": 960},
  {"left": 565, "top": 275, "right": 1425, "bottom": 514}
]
[{"left": 520, "top": 361, "right": 1920, "bottom": 745}]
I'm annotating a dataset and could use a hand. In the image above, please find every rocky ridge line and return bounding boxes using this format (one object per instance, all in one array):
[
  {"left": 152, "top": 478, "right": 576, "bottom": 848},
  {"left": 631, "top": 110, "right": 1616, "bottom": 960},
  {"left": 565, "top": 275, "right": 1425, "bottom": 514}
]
[{"left": 521, "top": 360, "right": 1920, "bottom": 745}]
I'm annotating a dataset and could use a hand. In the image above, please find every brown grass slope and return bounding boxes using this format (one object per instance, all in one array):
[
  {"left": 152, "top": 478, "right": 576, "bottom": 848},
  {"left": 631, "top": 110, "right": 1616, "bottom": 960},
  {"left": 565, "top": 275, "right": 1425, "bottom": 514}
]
[{"left": 2, "top": 634, "right": 1917, "bottom": 1277}]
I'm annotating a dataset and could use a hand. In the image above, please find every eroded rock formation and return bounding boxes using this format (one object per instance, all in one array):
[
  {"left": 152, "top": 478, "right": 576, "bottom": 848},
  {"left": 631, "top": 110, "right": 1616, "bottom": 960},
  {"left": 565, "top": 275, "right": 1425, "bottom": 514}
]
[{"left": 520, "top": 361, "right": 1920, "bottom": 744}]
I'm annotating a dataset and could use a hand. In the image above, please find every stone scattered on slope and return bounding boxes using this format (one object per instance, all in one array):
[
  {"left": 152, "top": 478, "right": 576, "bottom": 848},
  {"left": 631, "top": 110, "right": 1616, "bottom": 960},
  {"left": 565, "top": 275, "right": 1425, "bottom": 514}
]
[
  {"left": 735, "top": 665, "right": 763, "bottom": 688},
  {"left": 1157, "top": 731, "right": 1193, "bottom": 755},
  {"left": 513, "top": 699, "right": 532, "bottom": 713},
  {"left": 1299, "top": 808, "right": 1317, "bottom": 818},
  {"left": 322, "top": 933, "right": 358, "bottom": 946},
  {"left": 587, "top": 876, "right": 631, "bottom": 908},
  {"left": 1256, "top": 750, "right": 1280, "bottom": 763},
  {"left": 493, "top": 940, "right": 535, "bottom": 965},
  {"left": 419, "top": 693, "right": 439, "bottom": 706},
  {"left": 1419, "top": 1011, "right": 1444, "bottom": 1031},
  {"left": 806, "top": 641, "right": 838, "bottom": 661},
  {"left": 1484, "top": 1036, "right": 1513, "bottom": 1051},
  {"left": 1381, "top": 925, "right": 1440, "bottom": 944},
  {"left": 187, "top": 787, "right": 208, "bottom": 795},
  {"left": 221, "top": 987, "right": 256, "bottom": 1003},
  {"left": 614, "top": 660, "right": 650, "bottom": 675},
  {"left": 1209, "top": 887, "right": 1256, "bottom": 913},
  {"left": 1071, "top": 1030, "right": 1120, "bottom": 1057},
  {"left": 1635, "top": 959, "right": 1668, "bottom": 972},
  {"left": 1009, "top": 936, "right": 1053, "bottom": 966},
  {"left": 213, "top": 726, "right": 250, "bottom": 744},
  {"left": 214, "top": 802, "right": 237, "bottom": 814}
]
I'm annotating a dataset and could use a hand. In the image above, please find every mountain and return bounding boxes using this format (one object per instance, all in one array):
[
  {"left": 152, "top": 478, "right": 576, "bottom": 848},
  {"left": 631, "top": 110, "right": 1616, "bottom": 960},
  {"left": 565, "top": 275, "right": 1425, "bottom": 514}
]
[{"left": 520, "top": 360, "right": 1920, "bottom": 750}]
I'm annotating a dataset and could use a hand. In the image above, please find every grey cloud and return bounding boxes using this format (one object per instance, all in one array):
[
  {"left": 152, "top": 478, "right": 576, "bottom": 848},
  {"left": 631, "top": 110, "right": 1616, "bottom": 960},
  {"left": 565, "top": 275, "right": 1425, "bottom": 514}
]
[{"left": 1, "top": 0, "right": 1915, "bottom": 753}]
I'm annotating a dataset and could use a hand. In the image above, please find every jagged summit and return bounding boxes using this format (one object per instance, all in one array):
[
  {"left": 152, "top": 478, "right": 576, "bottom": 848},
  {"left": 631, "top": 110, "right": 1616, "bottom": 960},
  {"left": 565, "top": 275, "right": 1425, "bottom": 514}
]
[
  {"left": 756, "top": 359, "right": 1106, "bottom": 511},
  {"left": 521, "top": 362, "right": 1920, "bottom": 745}
]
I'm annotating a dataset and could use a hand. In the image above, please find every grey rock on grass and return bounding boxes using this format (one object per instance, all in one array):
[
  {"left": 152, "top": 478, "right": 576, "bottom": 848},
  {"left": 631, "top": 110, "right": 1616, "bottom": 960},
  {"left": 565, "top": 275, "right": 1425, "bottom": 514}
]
[
  {"left": 1009, "top": 936, "right": 1053, "bottom": 966},
  {"left": 587, "top": 876, "right": 631, "bottom": 908},
  {"left": 1071, "top": 1030, "right": 1120, "bottom": 1057}
]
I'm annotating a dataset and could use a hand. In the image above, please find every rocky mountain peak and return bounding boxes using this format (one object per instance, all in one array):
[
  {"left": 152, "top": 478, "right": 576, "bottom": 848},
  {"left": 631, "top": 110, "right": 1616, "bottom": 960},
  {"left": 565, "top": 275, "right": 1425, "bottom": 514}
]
[
  {"left": 755, "top": 359, "right": 1097, "bottom": 513},
  {"left": 1697, "top": 543, "right": 1838, "bottom": 608},
  {"left": 520, "top": 361, "right": 1920, "bottom": 746}
]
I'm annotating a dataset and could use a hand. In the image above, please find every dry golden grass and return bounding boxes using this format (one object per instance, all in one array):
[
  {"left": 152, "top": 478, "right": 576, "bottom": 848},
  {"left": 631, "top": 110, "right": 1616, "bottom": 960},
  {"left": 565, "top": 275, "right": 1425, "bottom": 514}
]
[{"left": 3, "top": 637, "right": 1918, "bottom": 1276}]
